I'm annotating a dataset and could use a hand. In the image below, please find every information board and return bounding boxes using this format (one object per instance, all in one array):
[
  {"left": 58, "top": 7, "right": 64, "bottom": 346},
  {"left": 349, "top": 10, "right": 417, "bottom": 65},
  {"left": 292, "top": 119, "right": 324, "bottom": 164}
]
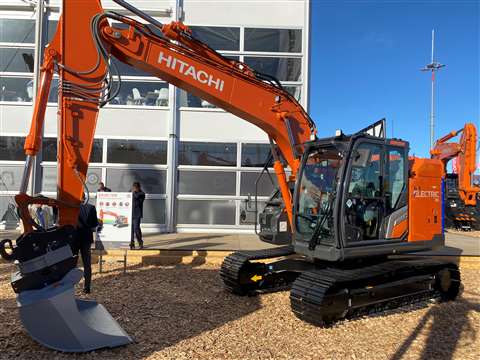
[{"left": 96, "top": 192, "right": 132, "bottom": 248}]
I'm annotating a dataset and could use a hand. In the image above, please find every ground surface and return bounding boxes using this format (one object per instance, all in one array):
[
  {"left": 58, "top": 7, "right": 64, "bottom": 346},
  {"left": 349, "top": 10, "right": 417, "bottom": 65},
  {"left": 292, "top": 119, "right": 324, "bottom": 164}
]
[
  {"left": 447, "top": 229, "right": 480, "bottom": 238},
  {"left": 0, "top": 262, "right": 479, "bottom": 360}
]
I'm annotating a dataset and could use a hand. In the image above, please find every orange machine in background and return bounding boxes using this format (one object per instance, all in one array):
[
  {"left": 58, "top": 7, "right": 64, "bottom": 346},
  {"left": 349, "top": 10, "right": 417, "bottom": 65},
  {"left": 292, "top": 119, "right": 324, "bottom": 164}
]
[{"left": 431, "top": 123, "right": 479, "bottom": 229}]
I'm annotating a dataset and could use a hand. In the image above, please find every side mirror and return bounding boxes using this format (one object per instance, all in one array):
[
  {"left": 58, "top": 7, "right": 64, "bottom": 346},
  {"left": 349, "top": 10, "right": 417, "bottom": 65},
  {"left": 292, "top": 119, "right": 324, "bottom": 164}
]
[{"left": 240, "top": 210, "right": 247, "bottom": 222}]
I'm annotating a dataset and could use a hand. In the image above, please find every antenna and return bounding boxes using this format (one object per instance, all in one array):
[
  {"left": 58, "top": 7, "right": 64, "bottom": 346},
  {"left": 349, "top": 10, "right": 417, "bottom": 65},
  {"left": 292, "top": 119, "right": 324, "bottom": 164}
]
[{"left": 421, "top": 29, "right": 446, "bottom": 149}]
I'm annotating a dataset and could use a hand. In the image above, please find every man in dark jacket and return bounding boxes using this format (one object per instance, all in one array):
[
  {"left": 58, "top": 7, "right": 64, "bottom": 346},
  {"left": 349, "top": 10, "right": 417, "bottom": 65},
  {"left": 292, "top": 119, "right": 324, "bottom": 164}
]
[
  {"left": 98, "top": 182, "right": 111, "bottom": 192},
  {"left": 130, "top": 182, "right": 145, "bottom": 249},
  {"left": 74, "top": 196, "right": 99, "bottom": 294}
]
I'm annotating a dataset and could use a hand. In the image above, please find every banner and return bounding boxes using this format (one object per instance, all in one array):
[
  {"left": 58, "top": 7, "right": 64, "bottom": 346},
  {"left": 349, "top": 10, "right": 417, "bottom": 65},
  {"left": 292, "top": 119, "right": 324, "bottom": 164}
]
[{"left": 96, "top": 192, "right": 132, "bottom": 248}]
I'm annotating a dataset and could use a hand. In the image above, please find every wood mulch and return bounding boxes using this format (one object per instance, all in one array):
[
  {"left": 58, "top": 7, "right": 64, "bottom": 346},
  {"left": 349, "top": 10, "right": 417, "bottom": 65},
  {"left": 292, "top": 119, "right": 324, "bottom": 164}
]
[{"left": 0, "top": 261, "right": 478, "bottom": 360}]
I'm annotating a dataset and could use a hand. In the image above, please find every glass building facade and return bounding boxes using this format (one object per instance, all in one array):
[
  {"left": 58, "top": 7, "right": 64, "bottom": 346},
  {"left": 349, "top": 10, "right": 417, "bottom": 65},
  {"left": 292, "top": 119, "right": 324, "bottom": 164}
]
[{"left": 0, "top": 0, "right": 311, "bottom": 233}]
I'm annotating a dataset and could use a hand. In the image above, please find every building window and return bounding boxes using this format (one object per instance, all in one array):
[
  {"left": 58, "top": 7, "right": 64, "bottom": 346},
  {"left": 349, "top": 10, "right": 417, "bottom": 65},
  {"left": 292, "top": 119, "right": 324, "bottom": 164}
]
[
  {"left": 109, "top": 81, "right": 169, "bottom": 106},
  {"left": 142, "top": 199, "right": 166, "bottom": 224},
  {"left": 0, "top": 47, "right": 34, "bottom": 73},
  {"left": 111, "top": 58, "right": 154, "bottom": 78},
  {"left": 178, "top": 90, "right": 215, "bottom": 108},
  {"left": 178, "top": 170, "right": 236, "bottom": 195},
  {"left": 177, "top": 199, "right": 236, "bottom": 225},
  {"left": 0, "top": 136, "right": 26, "bottom": 161},
  {"left": 190, "top": 26, "right": 240, "bottom": 51},
  {"left": 244, "top": 28, "right": 302, "bottom": 53},
  {"left": 241, "top": 143, "right": 271, "bottom": 167},
  {"left": 0, "top": 196, "right": 18, "bottom": 227},
  {"left": 244, "top": 57, "right": 301, "bottom": 82},
  {"left": 179, "top": 142, "right": 237, "bottom": 166},
  {"left": 47, "top": 20, "right": 58, "bottom": 44},
  {"left": 42, "top": 138, "right": 103, "bottom": 163},
  {"left": 0, "top": 19, "right": 35, "bottom": 43},
  {"left": 0, "top": 77, "right": 33, "bottom": 102},
  {"left": 0, "top": 165, "right": 23, "bottom": 192},
  {"left": 284, "top": 86, "right": 302, "bottom": 102},
  {"left": 240, "top": 171, "right": 276, "bottom": 196},
  {"left": 41, "top": 166, "right": 102, "bottom": 193},
  {"left": 47, "top": 79, "right": 170, "bottom": 107},
  {"left": 107, "top": 139, "right": 167, "bottom": 164},
  {"left": 239, "top": 200, "right": 267, "bottom": 225},
  {"left": 105, "top": 168, "right": 166, "bottom": 193}
]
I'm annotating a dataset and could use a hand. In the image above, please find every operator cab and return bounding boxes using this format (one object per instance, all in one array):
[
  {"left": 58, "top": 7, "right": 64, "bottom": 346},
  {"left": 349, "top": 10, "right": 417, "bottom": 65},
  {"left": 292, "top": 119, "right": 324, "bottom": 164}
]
[{"left": 293, "top": 120, "right": 419, "bottom": 262}]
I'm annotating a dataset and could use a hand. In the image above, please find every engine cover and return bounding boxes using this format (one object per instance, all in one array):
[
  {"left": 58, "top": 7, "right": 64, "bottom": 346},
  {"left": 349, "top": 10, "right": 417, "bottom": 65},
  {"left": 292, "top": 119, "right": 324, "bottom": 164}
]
[{"left": 258, "top": 203, "right": 292, "bottom": 245}]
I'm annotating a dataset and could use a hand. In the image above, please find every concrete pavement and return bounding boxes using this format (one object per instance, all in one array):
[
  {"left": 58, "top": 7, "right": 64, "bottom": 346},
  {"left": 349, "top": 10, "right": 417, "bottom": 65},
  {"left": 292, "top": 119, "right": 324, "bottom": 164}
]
[{"left": 1, "top": 229, "right": 479, "bottom": 255}]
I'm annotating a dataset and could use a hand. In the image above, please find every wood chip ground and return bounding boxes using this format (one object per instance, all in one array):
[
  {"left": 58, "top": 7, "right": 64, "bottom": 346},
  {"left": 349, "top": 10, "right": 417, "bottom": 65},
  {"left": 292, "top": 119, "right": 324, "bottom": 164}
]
[{"left": 0, "top": 261, "right": 478, "bottom": 360}]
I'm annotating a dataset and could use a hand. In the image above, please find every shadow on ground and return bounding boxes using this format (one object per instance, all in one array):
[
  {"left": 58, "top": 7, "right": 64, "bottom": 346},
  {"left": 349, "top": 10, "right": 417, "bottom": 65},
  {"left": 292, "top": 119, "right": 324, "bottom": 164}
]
[
  {"left": 0, "top": 262, "right": 261, "bottom": 359},
  {"left": 390, "top": 296, "right": 480, "bottom": 360}
]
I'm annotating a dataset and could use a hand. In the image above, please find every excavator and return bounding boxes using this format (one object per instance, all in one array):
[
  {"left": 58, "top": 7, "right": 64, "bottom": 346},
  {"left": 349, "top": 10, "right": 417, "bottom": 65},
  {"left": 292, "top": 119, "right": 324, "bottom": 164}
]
[
  {"left": 0, "top": 0, "right": 462, "bottom": 353},
  {"left": 430, "top": 123, "right": 479, "bottom": 230},
  {"left": 98, "top": 209, "right": 129, "bottom": 228}
]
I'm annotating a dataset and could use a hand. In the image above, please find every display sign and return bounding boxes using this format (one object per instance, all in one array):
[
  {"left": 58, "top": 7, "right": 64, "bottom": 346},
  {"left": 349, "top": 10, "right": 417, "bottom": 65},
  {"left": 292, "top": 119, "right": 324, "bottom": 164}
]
[{"left": 96, "top": 192, "right": 132, "bottom": 248}]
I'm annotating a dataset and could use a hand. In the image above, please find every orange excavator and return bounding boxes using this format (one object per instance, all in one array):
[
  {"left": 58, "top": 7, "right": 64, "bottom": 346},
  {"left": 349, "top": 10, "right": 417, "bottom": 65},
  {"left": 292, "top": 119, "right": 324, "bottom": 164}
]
[
  {"left": 431, "top": 123, "right": 479, "bottom": 230},
  {"left": 0, "top": 0, "right": 462, "bottom": 352},
  {"left": 98, "top": 209, "right": 129, "bottom": 228}
]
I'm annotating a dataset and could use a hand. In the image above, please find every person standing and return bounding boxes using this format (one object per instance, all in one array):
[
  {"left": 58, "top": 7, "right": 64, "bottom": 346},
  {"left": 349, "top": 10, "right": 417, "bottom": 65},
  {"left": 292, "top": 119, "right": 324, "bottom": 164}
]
[
  {"left": 98, "top": 182, "right": 111, "bottom": 192},
  {"left": 131, "top": 182, "right": 145, "bottom": 250},
  {"left": 75, "top": 196, "right": 99, "bottom": 294}
]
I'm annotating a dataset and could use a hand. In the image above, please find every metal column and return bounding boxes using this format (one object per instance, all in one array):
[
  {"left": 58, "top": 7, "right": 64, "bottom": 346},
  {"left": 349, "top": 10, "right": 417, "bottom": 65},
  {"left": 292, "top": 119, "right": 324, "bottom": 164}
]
[
  {"left": 165, "top": 0, "right": 184, "bottom": 232},
  {"left": 30, "top": 0, "right": 47, "bottom": 196}
]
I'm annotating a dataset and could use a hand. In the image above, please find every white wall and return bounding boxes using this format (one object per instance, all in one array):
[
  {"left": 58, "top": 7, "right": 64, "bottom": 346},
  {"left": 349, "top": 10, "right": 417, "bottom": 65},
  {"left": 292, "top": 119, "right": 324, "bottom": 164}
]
[
  {"left": 183, "top": 0, "right": 305, "bottom": 27},
  {"left": 179, "top": 110, "right": 269, "bottom": 142},
  {"left": 0, "top": 105, "right": 32, "bottom": 135}
]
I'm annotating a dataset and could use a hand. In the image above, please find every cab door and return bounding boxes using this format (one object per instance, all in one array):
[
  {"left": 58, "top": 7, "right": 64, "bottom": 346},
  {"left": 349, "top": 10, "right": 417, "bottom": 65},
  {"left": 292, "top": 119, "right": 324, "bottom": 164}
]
[
  {"left": 382, "top": 146, "right": 408, "bottom": 239},
  {"left": 343, "top": 141, "right": 385, "bottom": 243}
]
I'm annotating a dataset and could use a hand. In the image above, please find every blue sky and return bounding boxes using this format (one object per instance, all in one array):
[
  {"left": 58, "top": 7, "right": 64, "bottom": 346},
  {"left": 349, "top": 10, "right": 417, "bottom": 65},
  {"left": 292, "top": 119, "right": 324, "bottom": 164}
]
[{"left": 308, "top": 0, "right": 479, "bottom": 158}]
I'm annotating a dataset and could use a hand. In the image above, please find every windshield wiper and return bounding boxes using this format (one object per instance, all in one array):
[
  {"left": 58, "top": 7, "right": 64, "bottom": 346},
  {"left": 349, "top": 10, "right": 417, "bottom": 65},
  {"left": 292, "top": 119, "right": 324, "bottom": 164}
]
[{"left": 308, "top": 192, "right": 335, "bottom": 251}]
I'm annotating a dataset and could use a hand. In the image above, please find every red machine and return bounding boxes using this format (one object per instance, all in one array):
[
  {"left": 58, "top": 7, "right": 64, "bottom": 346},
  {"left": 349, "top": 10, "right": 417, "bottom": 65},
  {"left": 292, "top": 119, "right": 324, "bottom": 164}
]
[{"left": 0, "top": 0, "right": 462, "bottom": 353}]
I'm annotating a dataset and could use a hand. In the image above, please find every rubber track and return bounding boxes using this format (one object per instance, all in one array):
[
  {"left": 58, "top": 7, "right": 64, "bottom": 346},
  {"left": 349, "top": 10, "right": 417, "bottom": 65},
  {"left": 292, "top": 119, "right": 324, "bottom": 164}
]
[
  {"left": 290, "top": 258, "right": 460, "bottom": 326},
  {"left": 220, "top": 246, "right": 294, "bottom": 295}
]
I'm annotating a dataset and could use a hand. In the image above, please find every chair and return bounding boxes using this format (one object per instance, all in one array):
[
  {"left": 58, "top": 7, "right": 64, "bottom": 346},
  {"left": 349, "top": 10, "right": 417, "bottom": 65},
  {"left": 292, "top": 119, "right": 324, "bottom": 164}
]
[
  {"left": 201, "top": 99, "right": 215, "bottom": 108},
  {"left": 131, "top": 88, "right": 144, "bottom": 105},
  {"left": 26, "top": 81, "right": 34, "bottom": 101},
  {"left": 156, "top": 88, "right": 169, "bottom": 106}
]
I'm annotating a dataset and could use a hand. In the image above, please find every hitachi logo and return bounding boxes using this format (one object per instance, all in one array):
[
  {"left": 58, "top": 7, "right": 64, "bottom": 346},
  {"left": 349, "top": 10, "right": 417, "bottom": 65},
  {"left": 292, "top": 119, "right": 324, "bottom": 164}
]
[{"left": 158, "top": 52, "right": 225, "bottom": 92}]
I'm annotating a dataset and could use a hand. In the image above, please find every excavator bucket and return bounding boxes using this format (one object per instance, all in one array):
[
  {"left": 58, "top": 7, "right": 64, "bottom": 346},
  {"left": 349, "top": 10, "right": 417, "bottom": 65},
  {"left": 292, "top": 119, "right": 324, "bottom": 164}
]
[{"left": 16, "top": 268, "right": 133, "bottom": 352}]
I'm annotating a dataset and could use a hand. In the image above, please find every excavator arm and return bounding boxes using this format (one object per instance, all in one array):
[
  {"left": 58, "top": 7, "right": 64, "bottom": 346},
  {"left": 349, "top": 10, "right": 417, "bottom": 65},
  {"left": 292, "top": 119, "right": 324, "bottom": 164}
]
[
  {"left": 17, "top": 0, "right": 316, "bottom": 232},
  {"left": 431, "top": 123, "right": 479, "bottom": 206}
]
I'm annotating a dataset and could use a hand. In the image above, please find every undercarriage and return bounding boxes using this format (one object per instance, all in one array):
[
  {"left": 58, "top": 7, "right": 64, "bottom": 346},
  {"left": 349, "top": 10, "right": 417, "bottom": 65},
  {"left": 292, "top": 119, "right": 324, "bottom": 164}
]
[{"left": 220, "top": 249, "right": 460, "bottom": 326}]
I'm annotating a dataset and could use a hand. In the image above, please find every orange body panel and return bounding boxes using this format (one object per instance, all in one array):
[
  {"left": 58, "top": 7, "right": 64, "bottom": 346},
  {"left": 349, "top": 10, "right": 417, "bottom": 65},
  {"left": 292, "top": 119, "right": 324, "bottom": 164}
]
[
  {"left": 390, "top": 218, "right": 408, "bottom": 239},
  {"left": 408, "top": 158, "right": 444, "bottom": 241}
]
